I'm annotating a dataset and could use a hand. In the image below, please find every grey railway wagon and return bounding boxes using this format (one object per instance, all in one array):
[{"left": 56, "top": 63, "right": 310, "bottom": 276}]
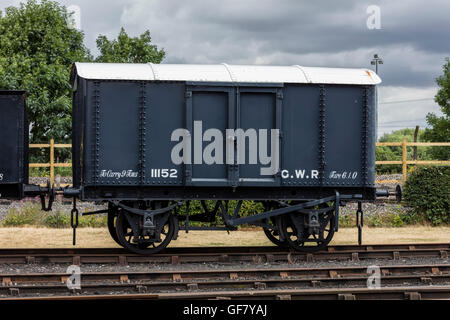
[
  {"left": 70, "top": 63, "right": 381, "bottom": 202},
  {"left": 0, "top": 64, "right": 385, "bottom": 255},
  {"left": 0, "top": 91, "right": 29, "bottom": 199}
]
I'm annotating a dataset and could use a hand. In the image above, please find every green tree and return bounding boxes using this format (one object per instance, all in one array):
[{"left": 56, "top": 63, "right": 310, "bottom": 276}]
[
  {"left": 423, "top": 58, "right": 450, "bottom": 160},
  {"left": 0, "top": 0, "right": 92, "bottom": 144},
  {"left": 404, "top": 166, "right": 450, "bottom": 225},
  {"left": 95, "top": 27, "right": 165, "bottom": 63}
]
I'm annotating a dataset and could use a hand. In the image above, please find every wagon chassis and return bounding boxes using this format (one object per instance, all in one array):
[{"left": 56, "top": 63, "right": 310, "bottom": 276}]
[{"left": 71, "top": 189, "right": 370, "bottom": 254}]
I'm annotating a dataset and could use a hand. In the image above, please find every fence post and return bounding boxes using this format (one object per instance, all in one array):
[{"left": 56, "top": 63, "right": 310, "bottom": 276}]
[
  {"left": 413, "top": 125, "right": 419, "bottom": 160},
  {"left": 402, "top": 138, "right": 407, "bottom": 183},
  {"left": 50, "top": 138, "right": 55, "bottom": 186}
]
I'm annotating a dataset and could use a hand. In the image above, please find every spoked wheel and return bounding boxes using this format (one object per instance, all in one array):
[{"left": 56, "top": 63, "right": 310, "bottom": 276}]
[
  {"left": 261, "top": 202, "right": 288, "bottom": 248},
  {"left": 107, "top": 210, "right": 121, "bottom": 246},
  {"left": 263, "top": 218, "right": 289, "bottom": 248},
  {"left": 281, "top": 203, "right": 336, "bottom": 252},
  {"left": 115, "top": 211, "right": 175, "bottom": 255}
]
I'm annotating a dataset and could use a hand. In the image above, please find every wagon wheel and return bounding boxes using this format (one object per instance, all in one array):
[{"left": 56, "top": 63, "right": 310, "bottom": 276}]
[
  {"left": 263, "top": 218, "right": 289, "bottom": 248},
  {"left": 263, "top": 227, "right": 289, "bottom": 248},
  {"left": 281, "top": 203, "right": 335, "bottom": 253},
  {"left": 107, "top": 210, "right": 121, "bottom": 246},
  {"left": 115, "top": 211, "right": 175, "bottom": 255},
  {"left": 260, "top": 202, "right": 288, "bottom": 248}
]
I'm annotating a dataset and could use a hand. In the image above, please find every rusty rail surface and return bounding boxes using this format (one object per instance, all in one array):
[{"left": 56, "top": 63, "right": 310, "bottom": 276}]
[
  {"left": 1, "top": 263, "right": 449, "bottom": 288},
  {"left": 1, "top": 244, "right": 449, "bottom": 300},
  {"left": 4, "top": 286, "right": 450, "bottom": 300},
  {"left": 0, "top": 243, "right": 448, "bottom": 265},
  {"left": 1, "top": 273, "right": 450, "bottom": 300},
  {"left": 1, "top": 261, "right": 450, "bottom": 300}
]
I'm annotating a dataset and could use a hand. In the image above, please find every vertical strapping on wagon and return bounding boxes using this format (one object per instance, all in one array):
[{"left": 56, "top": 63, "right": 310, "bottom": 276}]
[
  {"left": 17, "top": 94, "right": 24, "bottom": 187},
  {"left": 139, "top": 82, "right": 147, "bottom": 186},
  {"left": 23, "top": 94, "right": 29, "bottom": 186},
  {"left": 275, "top": 88, "right": 283, "bottom": 186},
  {"left": 232, "top": 86, "right": 240, "bottom": 187},
  {"left": 318, "top": 85, "right": 326, "bottom": 186},
  {"left": 92, "top": 81, "right": 100, "bottom": 185},
  {"left": 361, "top": 86, "right": 369, "bottom": 186},
  {"left": 184, "top": 89, "right": 193, "bottom": 185}
]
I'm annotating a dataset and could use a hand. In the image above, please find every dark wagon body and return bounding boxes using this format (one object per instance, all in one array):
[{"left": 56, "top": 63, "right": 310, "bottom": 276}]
[
  {"left": 0, "top": 91, "right": 29, "bottom": 199},
  {"left": 70, "top": 63, "right": 380, "bottom": 202}
]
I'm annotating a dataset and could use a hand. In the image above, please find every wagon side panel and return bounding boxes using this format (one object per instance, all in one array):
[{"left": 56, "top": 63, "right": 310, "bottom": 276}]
[
  {"left": 323, "top": 85, "right": 374, "bottom": 187},
  {"left": 145, "top": 82, "right": 185, "bottom": 186},
  {"left": 0, "top": 92, "right": 27, "bottom": 199},
  {"left": 281, "top": 84, "right": 321, "bottom": 187}
]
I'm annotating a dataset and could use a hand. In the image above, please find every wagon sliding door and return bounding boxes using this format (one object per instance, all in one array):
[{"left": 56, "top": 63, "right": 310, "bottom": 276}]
[
  {"left": 237, "top": 87, "right": 282, "bottom": 186},
  {"left": 185, "top": 86, "right": 235, "bottom": 186}
]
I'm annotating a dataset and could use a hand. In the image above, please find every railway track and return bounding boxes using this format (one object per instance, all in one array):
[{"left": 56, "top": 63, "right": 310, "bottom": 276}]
[
  {"left": 0, "top": 243, "right": 448, "bottom": 265},
  {"left": 4, "top": 286, "right": 446, "bottom": 300},
  {"left": 0, "top": 243, "right": 448, "bottom": 300},
  {"left": 1, "top": 264, "right": 449, "bottom": 296}
]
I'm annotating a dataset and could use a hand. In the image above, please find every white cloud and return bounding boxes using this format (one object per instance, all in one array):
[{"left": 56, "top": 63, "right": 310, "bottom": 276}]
[{"left": 377, "top": 86, "right": 442, "bottom": 137}]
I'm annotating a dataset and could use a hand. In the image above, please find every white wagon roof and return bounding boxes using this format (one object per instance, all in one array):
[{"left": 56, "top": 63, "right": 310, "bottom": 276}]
[{"left": 72, "top": 62, "right": 381, "bottom": 85}]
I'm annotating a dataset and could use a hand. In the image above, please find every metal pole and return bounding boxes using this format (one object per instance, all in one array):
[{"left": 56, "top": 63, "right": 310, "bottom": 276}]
[{"left": 371, "top": 54, "right": 383, "bottom": 74}]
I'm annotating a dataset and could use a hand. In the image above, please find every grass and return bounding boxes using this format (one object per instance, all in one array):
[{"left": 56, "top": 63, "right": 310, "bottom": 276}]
[
  {"left": 1, "top": 202, "right": 107, "bottom": 228},
  {"left": 0, "top": 226, "right": 448, "bottom": 248},
  {"left": 1, "top": 201, "right": 448, "bottom": 248},
  {"left": 338, "top": 207, "right": 411, "bottom": 228},
  {"left": 0, "top": 200, "right": 432, "bottom": 229},
  {"left": 29, "top": 167, "right": 72, "bottom": 177}
]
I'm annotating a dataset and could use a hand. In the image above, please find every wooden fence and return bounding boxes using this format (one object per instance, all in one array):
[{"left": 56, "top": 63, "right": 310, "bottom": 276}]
[
  {"left": 30, "top": 138, "right": 450, "bottom": 186},
  {"left": 376, "top": 138, "right": 450, "bottom": 183},
  {"left": 29, "top": 139, "right": 71, "bottom": 186}
]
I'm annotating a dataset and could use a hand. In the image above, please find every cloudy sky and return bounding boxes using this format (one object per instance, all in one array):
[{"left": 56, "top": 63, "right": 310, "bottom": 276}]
[{"left": 1, "top": 0, "right": 449, "bottom": 137}]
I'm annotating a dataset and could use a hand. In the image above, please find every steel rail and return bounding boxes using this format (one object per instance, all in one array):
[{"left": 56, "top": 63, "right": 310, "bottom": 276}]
[
  {"left": 2, "top": 286, "right": 450, "bottom": 300},
  {"left": 0, "top": 243, "right": 448, "bottom": 265},
  {"left": 1, "top": 264, "right": 449, "bottom": 284},
  {"left": 1, "top": 264, "right": 450, "bottom": 299},
  {"left": 2, "top": 274, "right": 450, "bottom": 297}
]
